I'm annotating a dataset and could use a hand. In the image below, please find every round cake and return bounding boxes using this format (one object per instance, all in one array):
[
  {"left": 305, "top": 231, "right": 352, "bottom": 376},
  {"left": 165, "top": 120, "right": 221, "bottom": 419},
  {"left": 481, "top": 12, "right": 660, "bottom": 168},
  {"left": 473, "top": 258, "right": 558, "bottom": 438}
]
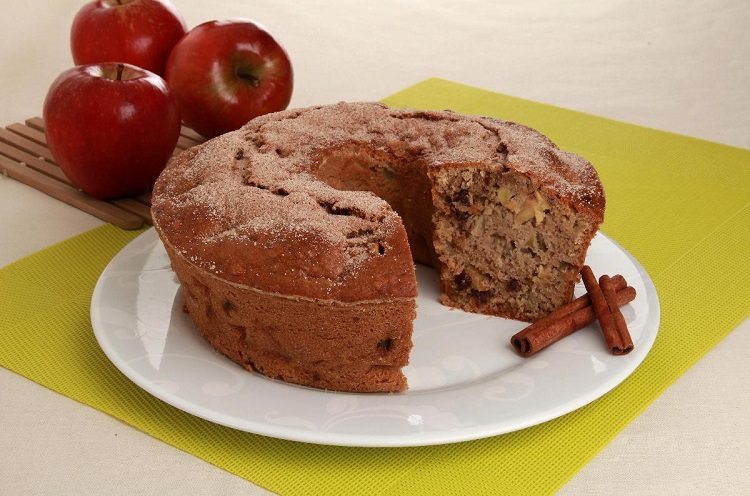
[{"left": 151, "top": 102, "right": 604, "bottom": 392}]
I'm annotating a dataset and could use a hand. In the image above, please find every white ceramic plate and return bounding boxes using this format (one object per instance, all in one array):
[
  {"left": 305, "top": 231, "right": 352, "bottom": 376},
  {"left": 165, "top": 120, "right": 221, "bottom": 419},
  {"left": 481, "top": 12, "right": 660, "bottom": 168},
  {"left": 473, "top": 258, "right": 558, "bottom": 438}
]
[{"left": 91, "top": 228, "right": 659, "bottom": 447}]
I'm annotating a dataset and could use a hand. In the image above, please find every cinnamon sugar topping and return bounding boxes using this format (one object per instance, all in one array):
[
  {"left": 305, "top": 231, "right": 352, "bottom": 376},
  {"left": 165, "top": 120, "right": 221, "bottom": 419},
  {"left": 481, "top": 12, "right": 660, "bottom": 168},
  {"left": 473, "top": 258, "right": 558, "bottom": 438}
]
[{"left": 151, "top": 102, "right": 603, "bottom": 301}]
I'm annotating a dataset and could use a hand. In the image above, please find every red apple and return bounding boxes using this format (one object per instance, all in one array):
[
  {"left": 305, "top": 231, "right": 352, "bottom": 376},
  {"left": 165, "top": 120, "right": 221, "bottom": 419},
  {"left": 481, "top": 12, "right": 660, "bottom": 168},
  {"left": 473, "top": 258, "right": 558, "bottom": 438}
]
[
  {"left": 70, "top": 0, "right": 186, "bottom": 76},
  {"left": 165, "top": 19, "right": 293, "bottom": 138},
  {"left": 43, "top": 63, "right": 181, "bottom": 200}
]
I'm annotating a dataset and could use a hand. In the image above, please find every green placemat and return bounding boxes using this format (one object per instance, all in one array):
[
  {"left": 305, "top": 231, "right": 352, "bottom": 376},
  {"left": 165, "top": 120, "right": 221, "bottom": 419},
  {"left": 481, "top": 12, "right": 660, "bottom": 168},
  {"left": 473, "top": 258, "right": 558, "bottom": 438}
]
[{"left": 1, "top": 78, "right": 749, "bottom": 495}]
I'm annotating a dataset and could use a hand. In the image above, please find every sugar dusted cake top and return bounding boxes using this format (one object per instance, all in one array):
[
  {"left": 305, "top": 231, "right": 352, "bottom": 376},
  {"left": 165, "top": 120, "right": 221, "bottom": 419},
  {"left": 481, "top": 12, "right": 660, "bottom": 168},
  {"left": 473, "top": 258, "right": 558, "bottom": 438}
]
[{"left": 151, "top": 102, "right": 604, "bottom": 301}]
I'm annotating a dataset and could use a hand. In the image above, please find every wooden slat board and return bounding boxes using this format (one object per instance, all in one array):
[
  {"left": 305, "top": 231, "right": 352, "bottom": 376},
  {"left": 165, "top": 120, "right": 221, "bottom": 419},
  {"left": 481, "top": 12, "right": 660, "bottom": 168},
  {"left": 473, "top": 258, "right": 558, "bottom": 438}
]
[{"left": 0, "top": 117, "right": 205, "bottom": 230}]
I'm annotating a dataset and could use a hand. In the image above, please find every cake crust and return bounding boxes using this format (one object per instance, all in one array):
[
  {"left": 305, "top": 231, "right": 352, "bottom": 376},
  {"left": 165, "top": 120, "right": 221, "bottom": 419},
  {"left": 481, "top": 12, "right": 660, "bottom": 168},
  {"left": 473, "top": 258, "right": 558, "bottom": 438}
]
[{"left": 164, "top": 232, "right": 414, "bottom": 392}]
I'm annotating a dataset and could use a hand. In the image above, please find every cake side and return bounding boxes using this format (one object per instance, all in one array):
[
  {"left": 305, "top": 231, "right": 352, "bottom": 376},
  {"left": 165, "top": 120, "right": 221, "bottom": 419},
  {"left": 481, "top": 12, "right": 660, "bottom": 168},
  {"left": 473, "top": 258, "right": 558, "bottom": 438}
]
[{"left": 161, "top": 232, "right": 415, "bottom": 392}]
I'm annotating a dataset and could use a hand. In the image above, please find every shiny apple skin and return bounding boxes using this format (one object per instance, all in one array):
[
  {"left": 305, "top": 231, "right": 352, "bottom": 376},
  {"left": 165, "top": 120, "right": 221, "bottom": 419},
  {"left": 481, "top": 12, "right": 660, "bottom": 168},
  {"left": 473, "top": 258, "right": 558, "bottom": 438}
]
[
  {"left": 71, "top": 0, "right": 186, "bottom": 76},
  {"left": 43, "top": 63, "right": 181, "bottom": 200},
  {"left": 165, "top": 19, "right": 294, "bottom": 138}
]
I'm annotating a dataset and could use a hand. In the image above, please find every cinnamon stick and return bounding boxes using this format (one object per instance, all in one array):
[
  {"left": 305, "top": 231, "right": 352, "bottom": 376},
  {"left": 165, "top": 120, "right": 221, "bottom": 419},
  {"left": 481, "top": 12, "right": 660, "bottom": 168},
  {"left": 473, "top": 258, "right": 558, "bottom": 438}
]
[
  {"left": 581, "top": 265, "right": 626, "bottom": 355},
  {"left": 600, "top": 275, "right": 634, "bottom": 355},
  {"left": 522, "top": 274, "right": 627, "bottom": 334},
  {"left": 511, "top": 285, "right": 636, "bottom": 357}
]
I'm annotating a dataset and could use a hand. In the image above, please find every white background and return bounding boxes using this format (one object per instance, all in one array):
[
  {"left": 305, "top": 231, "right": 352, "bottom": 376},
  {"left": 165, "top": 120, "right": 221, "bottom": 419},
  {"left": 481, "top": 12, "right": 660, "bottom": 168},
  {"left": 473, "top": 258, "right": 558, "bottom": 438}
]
[{"left": 0, "top": 1, "right": 748, "bottom": 494}]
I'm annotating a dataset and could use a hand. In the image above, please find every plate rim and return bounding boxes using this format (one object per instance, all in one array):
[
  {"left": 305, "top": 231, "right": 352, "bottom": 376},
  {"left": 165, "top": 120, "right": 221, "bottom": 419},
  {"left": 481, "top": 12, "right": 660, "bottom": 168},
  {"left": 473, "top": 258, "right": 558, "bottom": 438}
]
[{"left": 91, "top": 228, "right": 660, "bottom": 447}]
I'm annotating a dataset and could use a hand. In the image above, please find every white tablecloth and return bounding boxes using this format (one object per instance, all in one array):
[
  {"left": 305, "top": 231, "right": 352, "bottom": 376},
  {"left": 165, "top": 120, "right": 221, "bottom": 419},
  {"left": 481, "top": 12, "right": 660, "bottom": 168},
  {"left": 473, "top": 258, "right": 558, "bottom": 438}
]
[{"left": 1, "top": 1, "right": 748, "bottom": 494}]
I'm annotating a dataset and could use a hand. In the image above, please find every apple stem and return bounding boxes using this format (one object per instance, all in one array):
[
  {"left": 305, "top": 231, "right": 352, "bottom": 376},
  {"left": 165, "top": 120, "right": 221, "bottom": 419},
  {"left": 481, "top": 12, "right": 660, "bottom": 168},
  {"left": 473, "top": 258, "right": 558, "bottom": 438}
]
[{"left": 116, "top": 63, "right": 124, "bottom": 81}]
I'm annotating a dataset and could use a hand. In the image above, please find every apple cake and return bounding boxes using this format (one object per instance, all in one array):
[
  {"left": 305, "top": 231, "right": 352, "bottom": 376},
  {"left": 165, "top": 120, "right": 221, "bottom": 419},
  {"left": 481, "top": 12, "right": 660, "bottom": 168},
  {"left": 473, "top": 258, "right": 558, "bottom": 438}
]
[{"left": 151, "top": 102, "right": 604, "bottom": 392}]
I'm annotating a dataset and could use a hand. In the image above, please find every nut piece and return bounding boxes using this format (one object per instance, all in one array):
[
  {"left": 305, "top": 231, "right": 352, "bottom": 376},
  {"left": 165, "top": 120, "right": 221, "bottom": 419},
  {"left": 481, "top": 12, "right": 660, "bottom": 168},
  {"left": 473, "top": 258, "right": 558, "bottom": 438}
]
[
  {"left": 514, "top": 190, "right": 551, "bottom": 226},
  {"left": 523, "top": 233, "right": 539, "bottom": 250},
  {"left": 495, "top": 186, "right": 512, "bottom": 206},
  {"left": 514, "top": 198, "right": 536, "bottom": 226},
  {"left": 496, "top": 185, "right": 524, "bottom": 213},
  {"left": 465, "top": 266, "right": 492, "bottom": 291},
  {"left": 534, "top": 191, "right": 550, "bottom": 225},
  {"left": 572, "top": 219, "right": 588, "bottom": 239},
  {"left": 534, "top": 209, "right": 545, "bottom": 225}
]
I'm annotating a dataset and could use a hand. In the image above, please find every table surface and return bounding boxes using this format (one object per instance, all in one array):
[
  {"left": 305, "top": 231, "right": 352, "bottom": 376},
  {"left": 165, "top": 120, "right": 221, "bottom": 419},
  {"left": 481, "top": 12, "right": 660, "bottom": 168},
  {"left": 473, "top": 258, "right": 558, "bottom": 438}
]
[{"left": 1, "top": 1, "right": 748, "bottom": 494}]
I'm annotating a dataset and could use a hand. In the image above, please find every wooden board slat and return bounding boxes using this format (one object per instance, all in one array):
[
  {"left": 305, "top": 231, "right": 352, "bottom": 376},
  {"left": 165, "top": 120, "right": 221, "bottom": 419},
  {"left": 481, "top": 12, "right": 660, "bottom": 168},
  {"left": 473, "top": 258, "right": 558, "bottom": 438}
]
[
  {"left": 0, "top": 154, "right": 143, "bottom": 230},
  {"left": 7, "top": 123, "right": 48, "bottom": 147},
  {"left": 0, "top": 127, "right": 56, "bottom": 163},
  {"left": 25, "top": 116, "right": 45, "bottom": 132},
  {"left": 112, "top": 198, "right": 153, "bottom": 224},
  {"left": 0, "top": 140, "right": 68, "bottom": 183},
  {"left": 2, "top": 117, "right": 205, "bottom": 229}
]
